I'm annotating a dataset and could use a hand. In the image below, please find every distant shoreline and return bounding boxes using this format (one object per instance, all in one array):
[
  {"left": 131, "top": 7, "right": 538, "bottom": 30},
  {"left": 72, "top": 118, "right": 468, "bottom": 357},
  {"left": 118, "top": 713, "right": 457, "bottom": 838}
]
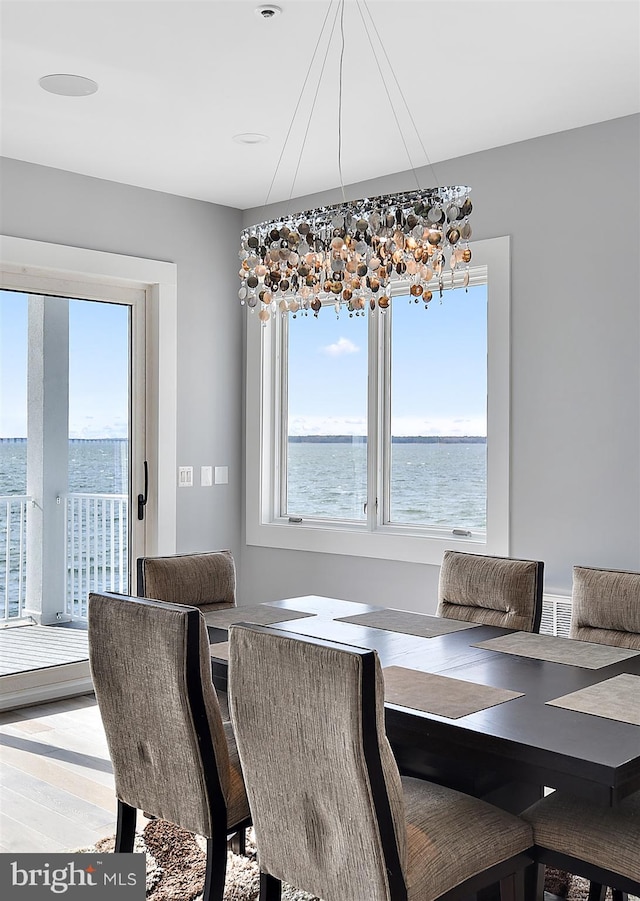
[
  {"left": 2, "top": 435, "right": 486, "bottom": 445},
  {"left": 287, "top": 435, "right": 487, "bottom": 444},
  {"left": 0, "top": 437, "right": 129, "bottom": 444}
]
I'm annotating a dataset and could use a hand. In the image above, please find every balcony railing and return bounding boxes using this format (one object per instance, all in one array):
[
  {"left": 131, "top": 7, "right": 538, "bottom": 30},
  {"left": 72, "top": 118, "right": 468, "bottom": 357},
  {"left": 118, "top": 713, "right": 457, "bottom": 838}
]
[
  {"left": 1, "top": 493, "right": 128, "bottom": 624},
  {"left": 1, "top": 495, "right": 31, "bottom": 622},
  {"left": 65, "top": 493, "right": 128, "bottom": 620}
]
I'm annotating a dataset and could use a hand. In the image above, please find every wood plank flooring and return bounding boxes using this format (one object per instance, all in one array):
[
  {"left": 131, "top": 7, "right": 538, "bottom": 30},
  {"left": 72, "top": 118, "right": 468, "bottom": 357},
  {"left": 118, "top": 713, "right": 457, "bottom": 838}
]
[{"left": 0, "top": 693, "right": 118, "bottom": 852}]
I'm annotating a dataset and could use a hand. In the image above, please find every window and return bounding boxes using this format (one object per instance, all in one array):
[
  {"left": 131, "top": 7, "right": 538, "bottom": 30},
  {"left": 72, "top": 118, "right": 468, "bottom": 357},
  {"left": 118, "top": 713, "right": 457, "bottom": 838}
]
[
  {"left": 285, "top": 312, "right": 368, "bottom": 522},
  {"left": 385, "top": 283, "right": 487, "bottom": 532},
  {"left": 246, "top": 236, "right": 509, "bottom": 565}
]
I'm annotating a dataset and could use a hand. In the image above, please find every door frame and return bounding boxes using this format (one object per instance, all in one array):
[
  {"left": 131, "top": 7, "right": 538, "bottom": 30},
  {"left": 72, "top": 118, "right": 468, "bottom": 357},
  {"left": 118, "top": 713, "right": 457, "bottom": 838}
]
[{"left": 1, "top": 234, "right": 178, "bottom": 580}]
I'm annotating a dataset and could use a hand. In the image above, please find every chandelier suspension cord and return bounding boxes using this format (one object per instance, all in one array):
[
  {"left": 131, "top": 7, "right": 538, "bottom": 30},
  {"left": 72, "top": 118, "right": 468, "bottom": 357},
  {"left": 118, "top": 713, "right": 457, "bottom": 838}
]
[
  {"left": 358, "top": 0, "right": 441, "bottom": 191},
  {"left": 354, "top": 0, "right": 420, "bottom": 191},
  {"left": 286, "top": 0, "right": 343, "bottom": 212},
  {"left": 262, "top": 0, "right": 337, "bottom": 209},
  {"left": 337, "top": 0, "right": 347, "bottom": 204}
]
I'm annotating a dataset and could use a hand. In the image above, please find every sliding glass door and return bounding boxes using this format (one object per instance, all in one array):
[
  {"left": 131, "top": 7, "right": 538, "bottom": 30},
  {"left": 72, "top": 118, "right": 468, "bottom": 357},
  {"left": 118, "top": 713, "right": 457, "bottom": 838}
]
[{"left": 0, "top": 286, "right": 145, "bottom": 623}]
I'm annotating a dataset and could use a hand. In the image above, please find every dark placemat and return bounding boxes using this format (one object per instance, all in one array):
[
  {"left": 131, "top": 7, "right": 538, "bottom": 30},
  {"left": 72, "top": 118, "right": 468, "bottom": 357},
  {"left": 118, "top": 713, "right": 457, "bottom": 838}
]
[
  {"left": 335, "top": 609, "right": 480, "bottom": 638},
  {"left": 383, "top": 665, "right": 524, "bottom": 719},
  {"left": 203, "top": 604, "right": 314, "bottom": 630},
  {"left": 546, "top": 673, "right": 640, "bottom": 726},
  {"left": 473, "top": 632, "right": 640, "bottom": 669}
]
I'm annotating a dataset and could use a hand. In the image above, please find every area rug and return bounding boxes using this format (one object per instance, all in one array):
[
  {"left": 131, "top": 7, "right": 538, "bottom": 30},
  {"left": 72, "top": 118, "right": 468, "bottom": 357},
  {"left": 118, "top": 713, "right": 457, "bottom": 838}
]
[
  {"left": 83, "top": 819, "right": 317, "bottom": 901},
  {"left": 544, "top": 866, "right": 638, "bottom": 901},
  {"left": 81, "top": 821, "right": 632, "bottom": 901}
]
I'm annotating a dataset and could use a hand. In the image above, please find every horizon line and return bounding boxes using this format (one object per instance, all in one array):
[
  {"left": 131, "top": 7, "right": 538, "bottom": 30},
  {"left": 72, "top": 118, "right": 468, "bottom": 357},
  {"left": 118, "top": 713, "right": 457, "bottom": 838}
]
[{"left": 1, "top": 434, "right": 488, "bottom": 441}]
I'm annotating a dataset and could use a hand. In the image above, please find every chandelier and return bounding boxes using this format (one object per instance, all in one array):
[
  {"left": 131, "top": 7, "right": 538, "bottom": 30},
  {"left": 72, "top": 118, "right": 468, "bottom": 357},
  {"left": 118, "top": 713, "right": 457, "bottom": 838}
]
[{"left": 238, "top": 1, "right": 473, "bottom": 322}]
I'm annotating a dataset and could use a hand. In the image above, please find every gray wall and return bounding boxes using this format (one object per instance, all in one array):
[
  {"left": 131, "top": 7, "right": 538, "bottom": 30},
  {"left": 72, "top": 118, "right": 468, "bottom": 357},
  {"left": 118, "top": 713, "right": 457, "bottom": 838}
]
[
  {"left": 240, "top": 115, "right": 640, "bottom": 608},
  {"left": 2, "top": 113, "right": 639, "bottom": 610},
  {"left": 0, "top": 158, "right": 244, "bottom": 559}
]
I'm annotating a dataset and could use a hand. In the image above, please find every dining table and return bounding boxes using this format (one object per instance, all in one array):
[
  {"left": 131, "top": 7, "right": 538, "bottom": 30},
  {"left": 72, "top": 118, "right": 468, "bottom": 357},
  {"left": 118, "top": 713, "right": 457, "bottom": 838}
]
[{"left": 205, "top": 595, "right": 640, "bottom": 813}]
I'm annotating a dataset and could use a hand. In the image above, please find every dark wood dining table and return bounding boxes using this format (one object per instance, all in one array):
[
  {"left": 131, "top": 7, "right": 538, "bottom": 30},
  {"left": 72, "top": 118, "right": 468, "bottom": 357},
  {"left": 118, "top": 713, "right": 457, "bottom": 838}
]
[{"left": 206, "top": 595, "right": 640, "bottom": 812}]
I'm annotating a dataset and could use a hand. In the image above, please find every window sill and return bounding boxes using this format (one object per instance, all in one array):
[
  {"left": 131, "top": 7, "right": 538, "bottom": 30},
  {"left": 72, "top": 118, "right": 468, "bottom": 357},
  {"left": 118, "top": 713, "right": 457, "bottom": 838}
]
[{"left": 246, "top": 518, "right": 505, "bottom": 567}]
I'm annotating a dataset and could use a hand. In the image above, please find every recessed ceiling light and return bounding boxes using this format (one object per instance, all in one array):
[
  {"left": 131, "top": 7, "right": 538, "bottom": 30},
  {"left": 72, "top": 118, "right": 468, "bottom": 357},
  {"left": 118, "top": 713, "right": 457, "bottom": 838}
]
[
  {"left": 39, "top": 74, "right": 98, "bottom": 97},
  {"left": 255, "top": 5, "right": 282, "bottom": 19},
  {"left": 233, "top": 133, "right": 269, "bottom": 145}
]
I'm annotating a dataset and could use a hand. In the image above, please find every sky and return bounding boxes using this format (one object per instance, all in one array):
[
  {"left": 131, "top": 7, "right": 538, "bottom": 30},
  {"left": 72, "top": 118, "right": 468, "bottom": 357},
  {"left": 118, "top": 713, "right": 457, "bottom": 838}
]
[
  {"left": 288, "top": 283, "right": 487, "bottom": 436},
  {"left": 0, "top": 290, "right": 129, "bottom": 439},
  {"left": 1, "top": 284, "right": 486, "bottom": 439}
]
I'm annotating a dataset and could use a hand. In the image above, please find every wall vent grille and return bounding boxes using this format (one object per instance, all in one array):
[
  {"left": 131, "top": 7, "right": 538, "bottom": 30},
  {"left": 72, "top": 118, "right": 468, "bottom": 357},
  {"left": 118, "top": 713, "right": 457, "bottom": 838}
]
[{"left": 540, "top": 594, "right": 572, "bottom": 638}]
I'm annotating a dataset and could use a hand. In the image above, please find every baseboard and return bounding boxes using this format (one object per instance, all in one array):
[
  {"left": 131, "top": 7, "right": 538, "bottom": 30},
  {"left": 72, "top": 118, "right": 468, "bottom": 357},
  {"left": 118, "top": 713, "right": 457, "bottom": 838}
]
[{"left": 0, "top": 660, "right": 94, "bottom": 711}]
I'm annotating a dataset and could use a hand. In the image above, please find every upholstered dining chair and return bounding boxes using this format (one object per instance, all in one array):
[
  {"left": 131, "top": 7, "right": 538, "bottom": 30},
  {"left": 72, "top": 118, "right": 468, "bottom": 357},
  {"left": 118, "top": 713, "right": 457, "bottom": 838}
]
[
  {"left": 137, "top": 549, "right": 237, "bottom": 614},
  {"left": 137, "top": 549, "right": 237, "bottom": 719},
  {"left": 88, "top": 591, "right": 251, "bottom": 901},
  {"left": 228, "top": 622, "right": 534, "bottom": 901},
  {"left": 520, "top": 791, "right": 640, "bottom": 901},
  {"left": 437, "top": 551, "right": 544, "bottom": 633},
  {"left": 569, "top": 564, "right": 640, "bottom": 649},
  {"left": 526, "top": 564, "right": 640, "bottom": 901}
]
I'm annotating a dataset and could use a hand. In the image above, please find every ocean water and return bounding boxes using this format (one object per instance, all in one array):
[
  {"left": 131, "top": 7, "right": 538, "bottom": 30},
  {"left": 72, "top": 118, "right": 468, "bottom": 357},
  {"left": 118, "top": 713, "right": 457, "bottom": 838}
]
[
  {"left": 0, "top": 439, "right": 128, "bottom": 496},
  {"left": 287, "top": 440, "right": 486, "bottom": 530}
]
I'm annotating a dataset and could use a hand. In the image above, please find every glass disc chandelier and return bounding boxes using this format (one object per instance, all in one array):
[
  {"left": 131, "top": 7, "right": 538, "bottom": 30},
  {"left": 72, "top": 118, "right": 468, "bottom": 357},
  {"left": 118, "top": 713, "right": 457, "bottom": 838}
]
[{"left": 238, "top": 1, "right": 473, "bottom": 322}]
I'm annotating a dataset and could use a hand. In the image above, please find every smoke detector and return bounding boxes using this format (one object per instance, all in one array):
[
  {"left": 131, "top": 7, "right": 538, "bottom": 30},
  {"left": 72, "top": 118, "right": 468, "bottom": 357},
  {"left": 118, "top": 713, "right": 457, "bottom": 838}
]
[{"left": 255, "top": 5, "right": 282, "bottom": 19}]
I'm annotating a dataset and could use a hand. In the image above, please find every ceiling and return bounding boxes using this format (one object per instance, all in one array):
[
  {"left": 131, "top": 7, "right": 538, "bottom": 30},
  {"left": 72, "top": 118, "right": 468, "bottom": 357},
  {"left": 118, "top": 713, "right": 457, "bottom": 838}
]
[{"left": 1, "top": 0, "right": 639, "bottom": 210}]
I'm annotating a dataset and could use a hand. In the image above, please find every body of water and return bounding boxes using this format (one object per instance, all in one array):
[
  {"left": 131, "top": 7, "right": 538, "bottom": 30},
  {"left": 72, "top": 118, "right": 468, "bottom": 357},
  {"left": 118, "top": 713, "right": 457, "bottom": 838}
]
[
  {"left": 287, "top": 439, "right": 486, "bottom": 530},
  {"left": 0, "top": 438, "right": 128, "bottom": 496},
  {"left": 2, "top": 437, "right": 486, "bottom": 527}
]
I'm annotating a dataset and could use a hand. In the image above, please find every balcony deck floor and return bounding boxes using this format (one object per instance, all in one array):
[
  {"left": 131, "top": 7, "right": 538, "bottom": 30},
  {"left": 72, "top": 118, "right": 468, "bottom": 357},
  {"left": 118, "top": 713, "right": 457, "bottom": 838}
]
[{"left": 0, "top": 624, "right": 88, "bottom": 676}]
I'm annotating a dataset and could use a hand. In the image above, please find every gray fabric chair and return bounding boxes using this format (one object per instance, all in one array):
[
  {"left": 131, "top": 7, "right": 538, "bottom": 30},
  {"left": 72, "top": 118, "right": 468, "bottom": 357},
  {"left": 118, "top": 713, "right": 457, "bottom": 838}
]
[
  {"left": 228, "top": 622, "right": 534, "bottom": 901},
  {"left": 521, "top": 791, "right": 640, "bottom": 901},
  {"left": 569, "top": 565, "right": 640, "bottom": 649},
  {"left": 136, "top": 549, "right": 236, "bottom": 614},
  {"left": 137, "top": 549, "right": 237, "bottom": 719},
  {"left": 88, "top": 591, "right": 251, "bottom": 901},
  {"left": 437, "top": 551, "right": 544, "bottom": 632},
  {"left": 526, "top": 564, "right": 640, "bottom": 901}
]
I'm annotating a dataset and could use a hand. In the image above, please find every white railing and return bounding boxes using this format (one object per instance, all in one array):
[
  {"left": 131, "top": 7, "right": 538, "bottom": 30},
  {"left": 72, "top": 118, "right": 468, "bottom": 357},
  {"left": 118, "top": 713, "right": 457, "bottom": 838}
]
[
  {"left": 0, "top": 495, "right": 31, "bottom": 622},
  {"left": 65, "top": 493, "right": 129, "bottom": 620}
]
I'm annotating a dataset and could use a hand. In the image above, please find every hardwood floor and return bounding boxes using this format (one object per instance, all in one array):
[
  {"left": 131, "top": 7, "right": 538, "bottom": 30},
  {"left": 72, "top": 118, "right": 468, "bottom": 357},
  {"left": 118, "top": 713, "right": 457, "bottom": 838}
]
[{"left": 0, "top": 693, "right": 118, "bottom": 852}]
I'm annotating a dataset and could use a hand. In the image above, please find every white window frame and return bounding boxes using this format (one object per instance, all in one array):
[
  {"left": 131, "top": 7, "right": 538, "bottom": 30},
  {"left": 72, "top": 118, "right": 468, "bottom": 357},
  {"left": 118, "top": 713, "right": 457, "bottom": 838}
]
[{"left": 245, "top": 235, "right": 510, "bottom": 566}]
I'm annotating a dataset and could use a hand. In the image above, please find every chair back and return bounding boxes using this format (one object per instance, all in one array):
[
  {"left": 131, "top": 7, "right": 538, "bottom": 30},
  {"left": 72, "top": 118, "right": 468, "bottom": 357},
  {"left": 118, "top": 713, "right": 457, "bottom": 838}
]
[
  {"left": 570, "top": 565, "right": 640, "bottom": 649},
  {"left": 137, "top": 550, "right": 236, "bottom": 613},
  {"left": 437, "top": 551, "right": 544, "bottom": 632},
  {"left": 88, "top": 591, "right": 231, "bottom": 837},
  {"left": 229, "top": 624, "right": 408, "bottom": 901}
]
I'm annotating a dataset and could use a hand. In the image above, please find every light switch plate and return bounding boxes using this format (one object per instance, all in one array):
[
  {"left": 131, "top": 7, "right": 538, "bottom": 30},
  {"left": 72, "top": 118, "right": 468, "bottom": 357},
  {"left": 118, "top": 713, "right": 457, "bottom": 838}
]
[
  {"left": 178, "top": 466, "right": 193, "bottom": 487},
  {"left": 214, "top": 466, "right": 229, "bottom": 485},
  {"left": 201, "top": 465, "right": 213, "bottom": 487}
]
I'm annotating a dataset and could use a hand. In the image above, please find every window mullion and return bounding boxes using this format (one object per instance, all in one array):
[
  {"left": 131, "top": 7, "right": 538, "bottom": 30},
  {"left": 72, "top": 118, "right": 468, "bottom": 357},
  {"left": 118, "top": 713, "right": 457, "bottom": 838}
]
[
  {"left": 367, "top": 306, "right": 384, "bottom": 530},
  {"left": 377, "top": 306, "right": 393, "bottom": 527},
  {"left": 276, "top": 314, "right": 287, "bottom": 519}
]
